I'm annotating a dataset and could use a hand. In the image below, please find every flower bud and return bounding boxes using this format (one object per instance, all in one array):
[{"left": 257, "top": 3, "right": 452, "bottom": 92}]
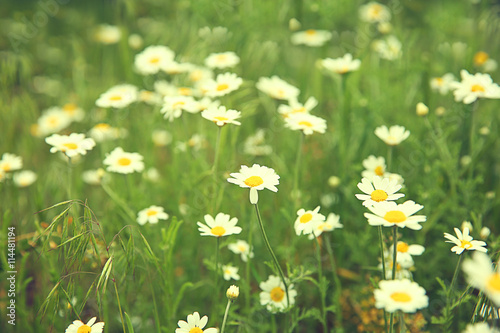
[
  {"left": 416, "top": 102, "right": 429, "bottom": 116},
  {"left": 227, "top": 285, "right": 239, "bottom": 300}
]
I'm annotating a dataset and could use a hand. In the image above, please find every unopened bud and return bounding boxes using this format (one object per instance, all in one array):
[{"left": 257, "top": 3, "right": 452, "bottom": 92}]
[
  {"left": 289, "top": 18, "right": 301, "bottom": 31},
  {"left": 227, "top": 285, "right": 239, "bottom": 300},
  {"left": 435, "top": 106, "right": 446, "bottom": 117},
  {"left": 480, "top": 226, "right": 491, "bottom": 239},
  {"left": 416, "top": 102, "right": 429, "bottom": 116},
  {"left": 328, "top": 176, "right": 341, "bottom": 188},
  {"left": 461, "top": 221, "right": 473, "bottom": 232}
]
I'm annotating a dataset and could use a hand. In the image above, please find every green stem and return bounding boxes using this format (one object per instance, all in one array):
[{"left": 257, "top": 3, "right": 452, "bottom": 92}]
[
  {"left": 444, "top": 253, "right": 464, "bottom": 329},
  {"left": 313, "top": 233, "right": 328, "bottom": 333},
  {"left": 377, "top": 225, "right": 389, "bottom": 333},
  {"left": 400, "top": 311, "right": 406, "bottom": 333},
  {"left": 389, "top": 226, "right": 398, "bottom": 333},
  {"left": 212, "top": 126, "right": 222, "bottom": 177},
  {"left": 220, "top": 299, "right": 232, "bottom": 333},
  {"left": 325, "top": 234, "right": 343, "bottom": 331},
  {"left": 387, "top": 146, "right": 393, "bottom": 171},
  {"left": 254, "top": 203, "right": 290, "bottom": 309},
  {"left": 113, "top": 279, "right": 127, "bottom": 333},
  {"left": 292, "top": 133, "right": 304, "bottom": 208},
  {"left": 213, "top": 237, "right": 221, "bottom": 311}
]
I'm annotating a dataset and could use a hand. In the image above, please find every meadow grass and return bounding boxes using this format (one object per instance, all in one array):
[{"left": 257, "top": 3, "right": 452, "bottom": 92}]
[{"left": 1, "top": 0, "right": 500, "bottom": 332}]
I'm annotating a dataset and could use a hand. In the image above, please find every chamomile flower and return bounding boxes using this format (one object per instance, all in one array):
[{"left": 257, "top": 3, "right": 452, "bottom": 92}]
[
  {"left": 473, "top": 51, "right": 498, "bottom": 73},
  {"left": 284, "top": 113, "right": 327, "bottom": 135},
  {"left": 36, "top": 107, "right": 72, "bottom": 136},
  {"left": 189, "top": 66, "right": 214, "bottom": 83},
  {"left": 374, "top": 279, "right": 428, "bottom": 313},
  {"left": 294, "top": 206, "right": 326, "bottom": 236},
  {"left": 45, "top": 133, "right": 96, "bottom": 158},
  {"left": 222, "top": 264, "right": 240, "bottom": 281},
  {"left": 260, "top": 275, "right": 297, "bottom": 313},
  {"left": 13, "top": 170, "right": 37, "bottom": 187},
  {"left": 321, "top": 53, "right": 361, "bottom": 75},
  {"left": 88, "top": 123, "right": 127, "bottom": 142},
  {"left": 374, "top": 125, "right": 410, "bottom": 146},
  {"left": 291, "top": 29, "right": 332, "bottom": 47},
  {"left": 444, "top": 227, "right": 487, "bottom": 255},
  {"left": 364, "top": 200, "right": 426, "bottom": 230},
  {"left": 96, "top": 84, "right": 138, "bottom": 109},
  {"left": 194, "top": 97, "right": 221, "bottom": 112},
  {"left": 227, "top": 164, "right": 280, "bottom": 204},
  {"left": 204, "top": 51, "right": 240, "bottom": 69},
  {"left": 430, "top": 73, "right": 457, "bottom": 95},
  {"left": 243, "top": 129, "right": 273, "bottom": 156},
  {"left": 450, "top": 70, "right": 500, "bottom": 104},
  {"left": 175, "top": 312, "right": 217, "bottom": 333},
  {"left": 138, "top": 90, "right": 163, "bottom": 105},
  {"left": 197, "top": 213, "right": 242, "bottom": 237},
  {"left": 355, "top": 176, "right": 404, "bottom": 207},
  {"left": 161, "top": 61, "right": 194, "bottom": 75},
  {"left": 359, "top": 2, "right": 391, "bottom": 23},
  {"left": 201, "top": 106, "right": 241, "bottom": 126},
  {"left": 278, "top": 97, "right": 318, "bottom": 118},
  {"left": 0, "top": 153, "right": 23, "bottom": 172},
  {"left": 390, "top": 241, "right": 425, "bottom": 266},
  {"left": 361, "top": 155, "right": 388, "bottom": 180},
  {"left": 256, "top": 76, "right": 300, "bottom": 100},
  {"left": 94, "top": 24, "right": 121, "bottom": 44},
  {"left": 201, "top": 72, "right": 243, "bottom": 98},
  {"left": 228, "top": 240, "right": 254, "bottom": 262},
  {"left": 463, "top": 252, "right": 500, "bottom": 306},
  {"left": 307, "top": 212, "right": 343, "bottom": 239},
  {"left": 152, "top": 129, "right": 173, "bottom": 147},
  {"left": 463, "top": 323, "right": 500, "bottom": 333},
  {"left": 103, "top": 147, "right": 144, "bottom": 174},
  {"left": 134, "top": 45, "right": 175, "bottom": 75},
  {"left": 65, "top": 317, "right": 104, "bottom": 333},
  {"left": 61, "top": 103, "right": 85, "bottom": 122},
  {"left": 82, "top": 169, "right": 107, "bottom": 185},
  {"left": 160, "top": 96, "right": 199, "bottom": 122},
  {"left": 373, "top": 35, "right": 402, "bottom": 60},
  {"left": 137, "top": 205, "right": 169, "bottom": 225}
]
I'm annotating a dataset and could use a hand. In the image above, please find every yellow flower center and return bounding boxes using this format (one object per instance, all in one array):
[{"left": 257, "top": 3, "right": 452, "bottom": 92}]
[
  {"left": 276, "top": 89, "right": 285, "bottom": 98},
  {"left": 474, "top": 51, "right": 489, "bottom": 66},
  {"left": 471, "top": 84, "right": 485, "bottom": 93},
  {"left": 149, "top": 57, "right": 160, "bottom": 64},
  {"left": 290, "top": 107, "right": 306, "bottom": 115},
  {"left": 216, "top": 83, "right": 229, "bottom": 91},
  {"left": 270, "top": 286, "right": 285, "bottom": 302},
  {"left": 435, "top": 77, "right": 444, "bottom": 85},
  {"left": 211, "top": 226, "right": 226, "bottom": 237},
  {"left": 146, "top": 210, "right": 158, "bottom": 216},
  {"left": 397, "top": 242, "right": 409, "bottom": 253},
  {"left": 384, "top": 210, "right": 406, "bottom": 223},
  {"left": 298, "top": 121, "right": 313, "bottom": 127},
  {"left": 371, "top": 189, "right": 388, "bottom": 202},
  {"left": 300, "top": 213, "right": 313, "bottom": 223},
  {"left": 63, "top": 143, "right": 78, "bottom": 150},
  {"left": 244, "top": 176, "right": 264, "bottom": 187},
  {"left": 338, "top": 66, "right": 350, "bottom": 74},
  {"left": 374, "top": 165, "right": 384, "bottom": 176},
  {"left": 214, "top": 116, "right": 228, "bottom": 122},
  {"left": 189, "top": 328, "right": 203, "bottom": 333},
  {"left": 216, "top": 54, "right": 227, "bottom": 61},
  {"left": 460, "top": 240, "right": 472, "bottom": 249},
  {"left": 190, "top": 70, "right": 202, "bottom": 82},
  {"left": 118, "top": 157, "right": 132, "bottom": 166},
  {"left": 77, "top": 325, "right": 92, "bottom": 333},
  {"left": 172, "top": 101, "right": 185, "bottom": 108},
  {"left": 390, "top": 291, "right": 412, "bottom": 303},
  {"left": 487, "top": 273, "right": 500, "bottom": 292},
  {"left": 178, "top": 87, "right": 192, "bottom": 96},
  {"left": 63, "top": 103, "right": 77, "bottom": 113},
  {"left": 48, "top": 116, "right": 59, "bottom": 126},
  {"left": 109, "top": 95, "right": 123, "bottom": 101},
  {"left": 2, "top": 164, "right": 10, "bottom": 171},
  {"left": 305, "top": 29, "right": 316, "bottom": 35},
  {"left": 238, "top": 245, "right": 247, "bottom": 252},
  {"left": 95, "top": 123, "right": 110, "bottom": 130}
]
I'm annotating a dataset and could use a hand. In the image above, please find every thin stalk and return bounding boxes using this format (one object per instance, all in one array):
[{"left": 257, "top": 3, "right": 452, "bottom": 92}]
[
  {"left": 213, "top": 237, "right": 221, "bottom": 310},
  {"left": 389, "top": 226, "right": 398, "bottom": 333},
  {"left": 254, "top": 203, "right": 290, "bottom": 309},
  {"left": 313, "top": 233, "right": 328, "bottom": 333},
  {"left": 113, "top": 279, "right": 127, "bottom": 333},
  {"left": 325, "top": 235, "right": 343, "bottom": 331},
  {"left": 212, "top": 126, "right": 222, "bottom": 177},
  {"left": 292, "top": 133, "right": 304, "bottom": 208},
  {"left": 444, "top": 253, "right": 464, "bottom": 330},
  {"left": 400, "top": 311, "right": 406, "bottom": 333},
  {"left": 468, "top": 101, "right": 478, "bottom": 179},
  {"left": 387, "top": 146, "right": 393, "bottom": 171},
  {"left": 377, "top": 225, "right": 389, "bottom": 333},
  {"left": 67, "top": 157, "right": 73, "bottom": 200},
  {"left": 220, "top": 299, "right": 232, "bottom": 333}
]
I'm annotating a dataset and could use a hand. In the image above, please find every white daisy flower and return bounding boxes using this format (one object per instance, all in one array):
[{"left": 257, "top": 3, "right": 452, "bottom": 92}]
[
  {"left": 450, "top": 70, "right": 500, "bottom": 104},
  {"left": 294, "top": 206, "right": 326, "bottom": 236},
  {"left": 82, "top": 169, "right": 107, "bottom": 185},
  {"left": 227, "top": 164, "right": 280, "bottom": 204},
  {"left": 463, "top": 323, "right": 500, "bottom": 333},
  {"left": 307, "top": 212, "right": 343, "bottom": 239},
  {"left": 430, "top": 73, "right": 457, "bottom": 95},
  {"left": 161, "top": 61, "right": 194, "bottom": 75},
  {"left": 256, "top": 76, "right": 300, "bottom": 100},
  {"left": 372, "top": 35, "right": 402, "bottom": 60},
  {"left": 364, "top": 200, "right": 426, "bottom": 230},
  {"left": 228, "top": 240, "right": 254, "bottom": 262},
  {"left": 204, "top": 51, "right": 240, "bottom": 69},
  {"left": 284, "top": 113, "right": 327, "bottom": 135},
  {"left": 278, "top": 97, "right": 318, "bottom": 118},
  {"left": 463, "top": 252, "right": 500, "bottom": 306},
  {"left": 321, "top": 53, "right": 361, "bottom": 75},
  {"left": 0, "top": 153, "right": 23, "bottom": 172},
  {"left": 13, "top": 170, "right": 37, "bottom": 187},
  {"left": 36, "top": 107, "right": 72, "bottom": 136},
  {"left": 361, "top": 155, "right": 388, "bottom": 180},
  {"left": 259, "top": 275, "right": 297, "bottom": 313},
  {"left": 189, "top": 66, "right": 214, "bottom": 83},
  {"left": 374, "top": 279, "right": 428, "bottom": 313},
  {"left": 134, "top": 45, "right": 175, "bottom": 75},
  {"left": 138, "top": 90, "right": 163, "bottom": 105},
  {"left": 152, "top": 129, "right": 172, "bottom": 147},
  {"left": 137, "top": 205, "right": 169, "bottom": 225},
  {"left": 193, "top": 97, "right": 220, "bottom": 113},
  {"left": 201, "top": 105, "right": 241, "bottom": 126},
  {"left": 88, "top": 123, "right": 126, "bottom": 142},
  {"left": 359, "top": 2, "right": 391, "bottom": 23},
  {"left": 61, "top": 103, "right": 85, "bottom": 122},
  {"left": 243, "top": 129, "right": 273, "bottom": 156},
  {"left": 65, "top": 317, "right": 104, "bottom": 333},
  {"left": 175, "top": 312, "right": 217, "bottom": 333},
  {"left": 94, "top": 24, "right": 121, "bottom": 44},
  {"left": 355, "top": 176, "right": 404, "bottom": 207},
  {"left": 291, "top": 29, "right": 332, "bottom": 47},
  {"left": 96, "top": 84, "right": 138, "bottom": 109},
  {"left": 103, "top": 147, "right": 144, "bottom": 174},
  {"left": 45, "top": 133, "right": 96, "bottom": 158},
  {"left": 473, "top": 51, "right": 498, "bottom": 73},
  {"left": 201, "top": 72, "right": 243, "bottom": 98},
  {"left": 197, "top": 212, "right": 242, "bottom": 237},
  {"left": 160, "top": 96, "right": 199, "bottom": 122},
  {"left": 222, "top": 264, "right": 240, "bottom": 281},
  {"left": 390, "top": 241, "right": 425, "bottom": 267},
  {"left": 444, "top": 227, "right": 487, "bottom": 255},
  {"left": 374, "top": 125, "right": 410, "bottom": 146}
]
